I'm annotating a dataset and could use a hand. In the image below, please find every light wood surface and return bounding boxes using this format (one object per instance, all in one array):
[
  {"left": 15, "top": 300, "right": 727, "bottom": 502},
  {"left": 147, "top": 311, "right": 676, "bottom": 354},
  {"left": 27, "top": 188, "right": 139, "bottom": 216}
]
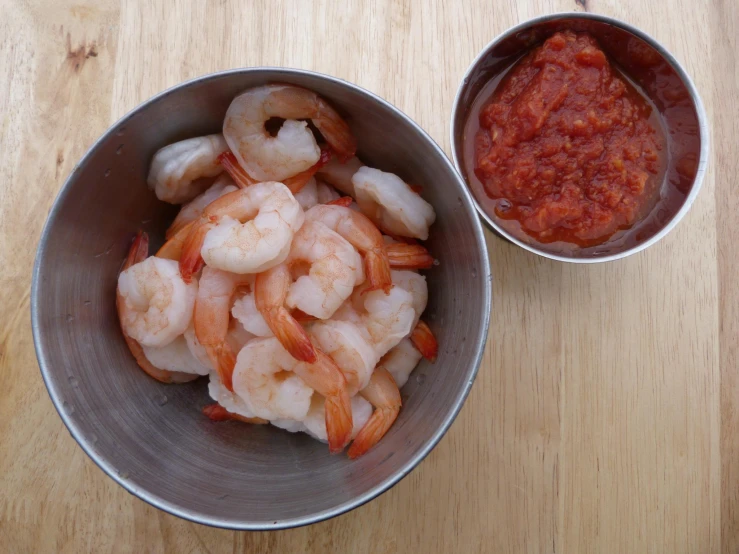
[{"left": 1, "top": 0, "right": 735, "bottom": 552}]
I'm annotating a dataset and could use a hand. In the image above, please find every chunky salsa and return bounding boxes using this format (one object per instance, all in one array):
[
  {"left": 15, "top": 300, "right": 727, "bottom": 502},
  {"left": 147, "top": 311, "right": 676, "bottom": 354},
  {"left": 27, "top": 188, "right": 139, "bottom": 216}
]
[{"left": 475, "top": 31, "right": 665, "bottom": 246}]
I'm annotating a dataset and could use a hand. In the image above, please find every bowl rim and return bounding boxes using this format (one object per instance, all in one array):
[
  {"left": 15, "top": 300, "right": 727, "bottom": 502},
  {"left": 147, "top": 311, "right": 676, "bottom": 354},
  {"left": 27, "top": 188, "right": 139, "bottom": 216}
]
[
  {"left": 31, "top": 67, "right": 492, "bottom": 530},
  {"left": 450, "top": 11, "right": 710, "bottom": 264}
]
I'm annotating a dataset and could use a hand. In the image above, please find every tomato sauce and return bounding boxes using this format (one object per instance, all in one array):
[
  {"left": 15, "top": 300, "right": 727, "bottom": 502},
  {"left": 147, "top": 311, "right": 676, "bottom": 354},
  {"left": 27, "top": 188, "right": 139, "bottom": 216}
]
[{"left": 473, "top": 31, "right": 666, "bottom": 247}]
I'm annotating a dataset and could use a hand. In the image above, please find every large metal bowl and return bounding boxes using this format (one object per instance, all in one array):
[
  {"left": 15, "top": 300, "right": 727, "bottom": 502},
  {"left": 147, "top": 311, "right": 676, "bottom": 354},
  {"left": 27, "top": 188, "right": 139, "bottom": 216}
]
[
  {"left": 31, "top": 69, "right": 491, "bottom": 530},
  {"left": 451, "top": 12, "right": 709, "bottom": 263}
]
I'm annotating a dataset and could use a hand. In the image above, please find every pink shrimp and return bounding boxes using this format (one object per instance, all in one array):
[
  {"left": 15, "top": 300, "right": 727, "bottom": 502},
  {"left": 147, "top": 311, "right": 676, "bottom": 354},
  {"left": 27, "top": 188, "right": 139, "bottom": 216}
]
[
  {"left": 254, "top": 264, "right": 317, "bottom": 363},
  {"left": 304, "top": 204, "right": 392, "bottom": 293},
  {"left": 193, "top": 266, "right": 253, "bottom": 391},
  {"left": 116, "top": 232, "right": 199, "bottom": 384},
  {"left": 347, "top": 367, "right": 401, "bottom": 459}
]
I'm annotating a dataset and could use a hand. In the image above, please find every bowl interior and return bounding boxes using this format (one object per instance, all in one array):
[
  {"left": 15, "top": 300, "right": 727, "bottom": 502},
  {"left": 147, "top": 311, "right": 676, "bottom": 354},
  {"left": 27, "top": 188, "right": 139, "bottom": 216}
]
[
  {"left": 452, "top": 14, "right": 706, "bottom": 261},
  {"left": 32, "top": 70, "right": 490, "bottom": 529}
]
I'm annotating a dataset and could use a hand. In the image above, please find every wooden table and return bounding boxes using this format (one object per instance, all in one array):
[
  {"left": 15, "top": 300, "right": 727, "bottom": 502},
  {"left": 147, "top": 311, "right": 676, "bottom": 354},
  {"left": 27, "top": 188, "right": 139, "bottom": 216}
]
[{"left": 1, "top": 0, "right": 735, "bottom": 552}]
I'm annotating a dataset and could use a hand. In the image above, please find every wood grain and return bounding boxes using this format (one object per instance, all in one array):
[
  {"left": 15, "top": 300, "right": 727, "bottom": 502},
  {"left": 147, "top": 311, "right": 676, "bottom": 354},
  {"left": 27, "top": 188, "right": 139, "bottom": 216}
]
[{"left": 0, "top": 0, "right": 732, "bottom": 552}]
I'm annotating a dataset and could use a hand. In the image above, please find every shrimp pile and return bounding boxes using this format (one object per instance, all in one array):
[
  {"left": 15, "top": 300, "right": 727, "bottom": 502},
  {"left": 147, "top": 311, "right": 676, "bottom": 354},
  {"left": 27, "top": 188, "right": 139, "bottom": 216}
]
[{"left": 116, "top": 84, "right": 439, "bottom": 458}]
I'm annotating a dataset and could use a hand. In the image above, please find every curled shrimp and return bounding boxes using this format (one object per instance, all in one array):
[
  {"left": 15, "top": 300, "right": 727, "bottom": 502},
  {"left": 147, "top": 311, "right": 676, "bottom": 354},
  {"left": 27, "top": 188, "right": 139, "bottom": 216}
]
[
  {"left": 233, "top": 337, "right": 353, "bottom": 452},
  {"left": 223, "top": 85, "right": 356, "bottom": 182},
  {"left": 116, "top": 232, "right": 198, "bottom": 384},
  {"left": 179, "top": 181, "right": 304, "bottom": 282},
  {"left": 117, "top": 235, "right": 197, "bottom": 347},
  {"left": 311, "top": 319, "right": 378, "bottom": 395},
  {"left": 147, "top": 134, "right": 228, "bottom": 204},
  {"left": 254, "top": 264, "right": 317, "bottom": 362},
  {"left": 166, "top": 174, "right": 237, "bottom": 239},
  {"left": 304, "top": 204, "right": 391, "bottom": 293},
  {"left": 347, "top": 367, "right": 401, "bottom": 459},
  {"left": 231, "top": 291, "right": 273, "bottom": 337},
  {"left": 193, "top": 267, "right": 253, "bottom": 391},
  {"left": 283, "top": 220, "right": 364, "bottom": 320},
  {"left": 336, "top": 283, "right": 416, "bottom": 358},
  {"left": 317, "top": 156, "right": 364, "bottom": 197},
  {"left": 208, "top": 370, "right": 265, "bottom": 421},
  {"left": 352, "top": 166, "right": 436, "bottom": 240}
]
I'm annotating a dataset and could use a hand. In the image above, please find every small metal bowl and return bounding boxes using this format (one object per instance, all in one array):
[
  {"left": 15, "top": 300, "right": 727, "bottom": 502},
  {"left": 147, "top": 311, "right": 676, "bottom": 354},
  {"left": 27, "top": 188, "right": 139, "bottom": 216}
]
[
  {"left": 451, "top": 12, "right": 709, "bottom": 263},
  {"left": 31, "top": 69, "right": 491, "bottom": 529}
]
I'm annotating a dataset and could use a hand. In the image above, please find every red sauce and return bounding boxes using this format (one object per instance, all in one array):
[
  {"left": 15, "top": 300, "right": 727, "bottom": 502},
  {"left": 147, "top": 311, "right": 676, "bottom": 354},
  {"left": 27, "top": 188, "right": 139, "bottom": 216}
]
[{"left": 474, "top": 31, "right": 666, "bottom": 247}]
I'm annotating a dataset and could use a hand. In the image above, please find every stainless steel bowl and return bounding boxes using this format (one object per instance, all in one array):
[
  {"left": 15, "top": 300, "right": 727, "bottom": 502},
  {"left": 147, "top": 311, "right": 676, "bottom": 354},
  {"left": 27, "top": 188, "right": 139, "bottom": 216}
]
[
  {"left": 451, "top": 12, "right": 709, "bottom": 263},
  {"left": 31, "top": 69, "right": 491, "bottom": 529}
]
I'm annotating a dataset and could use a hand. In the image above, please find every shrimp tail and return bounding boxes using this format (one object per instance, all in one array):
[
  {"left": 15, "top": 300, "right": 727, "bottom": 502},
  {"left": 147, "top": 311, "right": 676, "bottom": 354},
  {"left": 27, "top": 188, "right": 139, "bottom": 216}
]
[
  {"left": 385, "top": 243, "right": 435, "bottom": 270},
  {"left": 364, "top": 249, "right": 393, "bottom": 293},
  {"left": 218, "top": 151, "right": 258, "bottom": 188},
  {"left": 211, "top": 344, "right": 238, "bottom": 392},
  {"left": 410, "top": 320, "right": 438, "bottom": 362},
  {"left": 157, "top": 221, "right": 195, "bottom": 261},
  {"left": 125, "top": 230, "right": 149, "bottom": 267},
  {"left": 326, "top": 196, "right": 353, "bottom": 207},
  {"left": 325, "top": 387, "right": 354, "bottom": 453},
  {"left": 270, "top": 307, "right": 318, "bottom": 363},
  {"left": 314, "top": 99, "right": 357, "bottom": 162},
  {"left": 255, "top": 265, "right": 318, "bottom": 363},
  {"left": 202, "top": 403, "right": 268, "bottom": 424},
  {"left": 347, "top": 368, "right": 401, "bottom": 458},
  {"left": 179, "top": 219, "right": 214, "bottom": 282}
]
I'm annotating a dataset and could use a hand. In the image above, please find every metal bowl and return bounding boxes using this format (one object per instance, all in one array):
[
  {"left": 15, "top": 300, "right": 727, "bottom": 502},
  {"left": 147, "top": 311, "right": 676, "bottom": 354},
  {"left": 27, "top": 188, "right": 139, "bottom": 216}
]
[
  {"left": 31, "top": 69, "right": 491, "bottom": 529},
  {"left": 451, "top": 12, "right": 709, "bottom": 263}
]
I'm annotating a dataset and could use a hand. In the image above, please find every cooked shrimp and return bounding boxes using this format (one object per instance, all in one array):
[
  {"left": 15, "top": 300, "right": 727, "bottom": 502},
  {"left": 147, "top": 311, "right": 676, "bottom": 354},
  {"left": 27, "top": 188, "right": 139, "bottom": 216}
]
[
  {"left": 116, "top": 232, "right": 198, "bottom": 384},
  {"left": 390, "top": 269, "right": 428, "bottom": 329},
  {"left": 347, "top": 367, "right": 401, "bottom": 458},
  {"left": 166, "top": 174, "right": 237, "bottom": 239},
  {"left": 352, "top": 166, "right": 436, "bottom": 240},
  {"left": 340, "top": 284, "right": 416, "bottom": 358},
  {"left": 316, "top": 179, "right": 341, "bottom": 204},
  {"left": 142, "top": 334, "right": 210, "bottom": 376},
  {"left": 193, "top": 267, "right": 253, "bottom": 391},
  {"left": 254, "top": 264, "right": 317, "bottom": 362},
  {"left": 381, "top": 338, "right": 423, "bottom": 388},
  {"left": 317, "top": 156, "right": 364, "bottom": 196},
  {"left": 147, "top": 134, "right": 228, "bottom": 204},
  {"left": 293, "top": 177, "right": 319, "bottom": 210},
  {"left": 303, "top": 394, "right": 373, "bottom": 443},
  {"left": 311, "top": 319, "right": 378, "bottom": 395},
  {"left": 202, "top": 403, "right": 268, "bottom": 425},
  {"left": 223, "top": 85, "right": 356, "bottom": 182},
  {"left": 409, "top": 320, "right": 438, "bottom": 362},
  {"left": 284, "top": 220, "right": 364, "bottom": 319},
  {"left": 233, "top": 337, "right": 353, "bottom": 452},
  {"left": 179, "top": 181, "right": 304, "bottom": 282},
  {"left": 117, "top": 239, "right": 197, "bottom": 348},
  {"left": 304, "top": 204, "right": 391, "bottom": 292}
]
